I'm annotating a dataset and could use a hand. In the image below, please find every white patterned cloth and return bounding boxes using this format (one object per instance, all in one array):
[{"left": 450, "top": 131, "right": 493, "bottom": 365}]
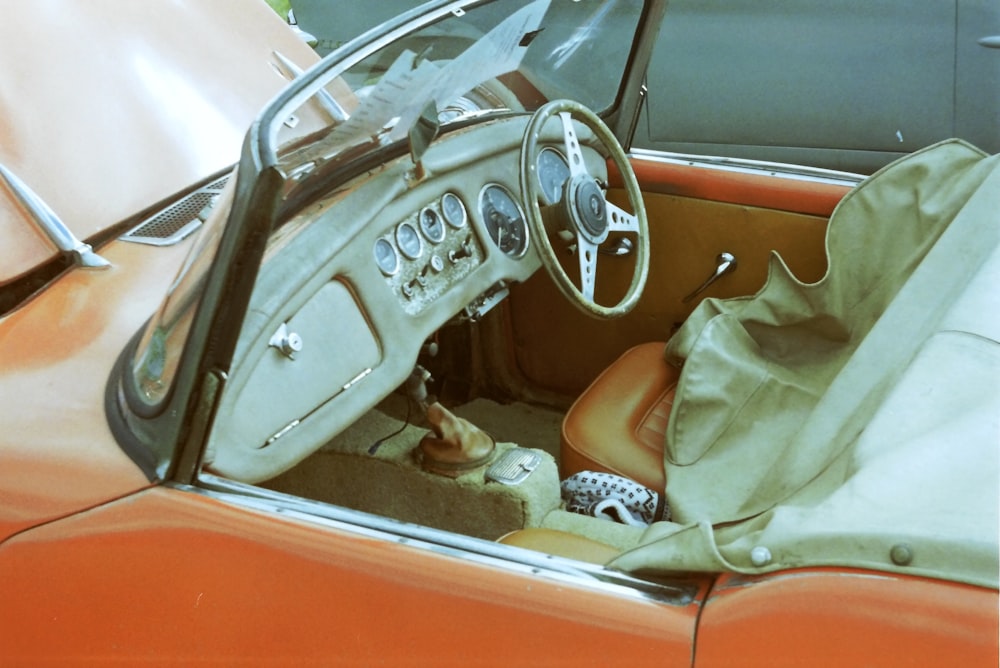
[{"left": 560, "top": 471, "right": 668, "bottom": 527}]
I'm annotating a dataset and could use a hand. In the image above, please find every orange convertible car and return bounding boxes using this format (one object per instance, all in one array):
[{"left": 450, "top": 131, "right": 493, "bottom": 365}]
[{"left": 1, "top": 1, "right": 997, "bottom": 664}]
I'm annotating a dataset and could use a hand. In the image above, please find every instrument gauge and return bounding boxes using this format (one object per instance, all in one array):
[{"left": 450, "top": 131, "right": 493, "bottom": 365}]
[
  {"left": 441, "top": 192, "right": 467, "bottom": 229},
  {"left": 479, "top": 184, "right": 528, "bottom": 258},
  {"left": 373, "top": 238, "right": 399, "bottom": 276},
  {"left": 395, "top": 221, "right": 423, "bottom": 260},
  {"left": 419, "top": 207, "right": 446, "bottom": 244},
  {"left": 536, "top": 147, "right": 571, "bottom": 205}
]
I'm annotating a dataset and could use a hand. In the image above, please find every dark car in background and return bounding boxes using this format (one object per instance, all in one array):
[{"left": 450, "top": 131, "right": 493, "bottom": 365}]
[{"left": 288, "top": 0, "right": 999, "bottom": 173}]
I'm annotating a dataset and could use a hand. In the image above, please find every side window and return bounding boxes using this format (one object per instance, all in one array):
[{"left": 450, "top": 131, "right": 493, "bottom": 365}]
[{"left": 635, "top": 0, "right": 960, "bottom": 174}]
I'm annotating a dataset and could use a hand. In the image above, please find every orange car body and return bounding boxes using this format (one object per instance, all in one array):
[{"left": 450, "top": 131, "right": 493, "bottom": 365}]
[{"left": 0, "top": 1, "right": 995, "bottom": 665}]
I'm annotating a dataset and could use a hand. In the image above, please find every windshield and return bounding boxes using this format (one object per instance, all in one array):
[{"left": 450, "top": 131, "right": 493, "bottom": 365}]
[
  {"left": 127, "top": 0, "right": 642, "bottom": 412},
  {"left": 271, "top": 0, "right": 643, "bottom": 197}
]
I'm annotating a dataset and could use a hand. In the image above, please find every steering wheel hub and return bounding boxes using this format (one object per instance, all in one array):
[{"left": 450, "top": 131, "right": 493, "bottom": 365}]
[{"left": 569, "top": 176, "right": 610, "bottom": 244}]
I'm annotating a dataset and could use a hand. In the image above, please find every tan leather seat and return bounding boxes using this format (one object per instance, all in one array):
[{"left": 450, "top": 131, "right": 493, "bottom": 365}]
[
  {"left": 497, "top": 528, "right": 621, "bottom": 565},
  {"left": 560, "top": 342, "right": 677, "bottom": 491}
]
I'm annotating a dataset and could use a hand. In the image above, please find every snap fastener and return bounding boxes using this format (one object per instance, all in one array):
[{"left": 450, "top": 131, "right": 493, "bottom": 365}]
[
  {"left": 890, "top": 543, "right": 913, "bottom": 566},
  {"left": 750, "top": 546, "right": 772, "bottom": 567}
]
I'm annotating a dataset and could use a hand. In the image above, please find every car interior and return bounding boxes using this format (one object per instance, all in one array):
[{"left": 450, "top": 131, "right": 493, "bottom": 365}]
[
  {"left": 119, "top": 1, "right": 993, "bottom": 581},
  {"left": 211, "top": 128, "right": 996, "bottom": 580},
  {"left": 105, "top": 50, "right": 996, "bottom": 584}
]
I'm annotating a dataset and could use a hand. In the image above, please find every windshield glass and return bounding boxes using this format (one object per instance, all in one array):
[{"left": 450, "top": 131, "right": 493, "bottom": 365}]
[
  {"left": 270, "top": 0, "right": 642, "bottom": 187},
  {"left": 127, "top": 0, "right": 642, "bottom": 411}
]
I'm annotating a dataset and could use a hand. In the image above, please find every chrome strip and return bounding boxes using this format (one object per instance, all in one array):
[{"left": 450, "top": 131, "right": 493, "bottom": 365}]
[
  {"left": 0, "top": 162, "right": 111, "bottom": 269},
  {"left": 186, "top": 474, "right": 699, "bottom": 606},
  {"left": 629, "top": 148, "right": 865, "bottom": 188}
]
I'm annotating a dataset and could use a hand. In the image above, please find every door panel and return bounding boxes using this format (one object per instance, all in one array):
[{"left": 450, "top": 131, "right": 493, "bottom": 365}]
[
  {"left": 506, "top": 158, "right": 851, "bottom": 395},
  {"left": 0, "top": 487, "right": 703, "bottom": 664}
]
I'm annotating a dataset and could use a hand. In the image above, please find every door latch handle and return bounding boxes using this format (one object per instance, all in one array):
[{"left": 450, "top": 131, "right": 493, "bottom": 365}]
[
  {"left": 978, "top": 36, "right": 1000, "bottom": 49},
  {"left": 683, "top": 252, "right": 737, "bottom": 303}
]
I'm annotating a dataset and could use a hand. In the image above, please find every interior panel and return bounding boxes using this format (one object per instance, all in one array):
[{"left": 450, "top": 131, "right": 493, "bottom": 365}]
[
  {"left": 218, "top": 279, "right": 380, "bottom": 451},
  {"left": 506, "top": 162, "right": 849, "bottom": 395}
]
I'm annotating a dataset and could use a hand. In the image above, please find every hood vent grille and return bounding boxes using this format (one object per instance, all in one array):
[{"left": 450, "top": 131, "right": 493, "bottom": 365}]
[{"left": 120, "top": 175, "right": 229, "bottom": 246}]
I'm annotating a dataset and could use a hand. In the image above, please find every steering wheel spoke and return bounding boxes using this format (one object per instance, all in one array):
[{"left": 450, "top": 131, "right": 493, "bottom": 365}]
[
  {"left": 558, "top": 111, "right": 590, "bottom": 179},
  {"left": 606, "top": 199, "right": 640, "bottom": 234},
  {"left": 577, "top": 237, "right": 600, "bottom": 302}
]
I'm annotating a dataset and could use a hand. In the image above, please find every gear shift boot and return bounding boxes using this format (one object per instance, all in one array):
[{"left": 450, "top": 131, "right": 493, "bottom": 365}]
[{"left": 418, "top": 402, "right": 496, "bottom": 477}]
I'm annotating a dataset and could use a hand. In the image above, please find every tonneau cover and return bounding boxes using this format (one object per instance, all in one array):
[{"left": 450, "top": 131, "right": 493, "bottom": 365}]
[{"left": 614, "top": 140, "right": 1000, "bottom": 587}]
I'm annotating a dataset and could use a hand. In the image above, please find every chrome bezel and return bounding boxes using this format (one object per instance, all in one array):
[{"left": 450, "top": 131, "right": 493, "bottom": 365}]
[
  {"left": 395, "top": 221, "right": 424, "bottom": 260},
  {"left": 419, "top": 206, "right": 446, "bottom": 244},
  {"left": 478, "top": 183, "right": 529, "bottom": 259},
  {"left": 373, "top": 237, "right": 400, "bottom": 276},
  {"left": 441, "top": 192, "right": 468, "bottom": 229}
]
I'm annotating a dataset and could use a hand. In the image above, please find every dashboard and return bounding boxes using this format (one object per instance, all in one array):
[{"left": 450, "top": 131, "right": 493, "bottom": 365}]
[
  {"left": 205, "top": 114, "right": 604, "bottom": 483},
  {"left": 370, "top": 145, "right": 572, "bottom": 318}
]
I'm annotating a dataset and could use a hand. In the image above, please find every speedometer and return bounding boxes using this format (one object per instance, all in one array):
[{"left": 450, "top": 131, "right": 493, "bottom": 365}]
[
  {"left": 479, "top": 184, "right": 528, "bottom": 258},
  {"left": 536, "top": 147, "right": 571, "bottom": 205}
]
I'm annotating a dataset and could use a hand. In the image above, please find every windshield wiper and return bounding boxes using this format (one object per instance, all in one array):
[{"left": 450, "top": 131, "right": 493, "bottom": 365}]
[
  {"left": 272, "top": 51, "right": 349, "bottom": 123},
  {"left": 0, "top": 163, "right": 111, "bottom": 270}
]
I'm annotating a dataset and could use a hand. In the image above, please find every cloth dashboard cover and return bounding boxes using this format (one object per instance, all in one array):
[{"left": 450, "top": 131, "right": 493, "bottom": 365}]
[{"left": 611, "top": 140, "right": 1000, "bottom": 588}]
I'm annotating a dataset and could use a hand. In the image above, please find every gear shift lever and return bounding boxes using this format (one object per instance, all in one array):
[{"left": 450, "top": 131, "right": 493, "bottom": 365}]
[{"left": 418, "top": 402, "right": 496, "bottom": 477}]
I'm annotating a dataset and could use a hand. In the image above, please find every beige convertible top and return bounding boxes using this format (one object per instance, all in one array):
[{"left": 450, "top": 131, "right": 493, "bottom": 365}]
[{"left": 613, "top": 140, "right": 1000, "bottom": 588}]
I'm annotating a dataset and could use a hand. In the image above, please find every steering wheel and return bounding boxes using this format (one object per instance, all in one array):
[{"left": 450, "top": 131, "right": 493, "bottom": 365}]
[{"left": 519, "top": 99, "right": 649, "bottom": 319}]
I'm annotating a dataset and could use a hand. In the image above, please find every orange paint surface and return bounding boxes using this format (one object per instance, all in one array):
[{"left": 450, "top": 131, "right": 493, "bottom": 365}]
[
  {"left": 696, "top": 571, "right": 999, "bottom": 667},
  {"left": 0, "top": 487, "right": 706, "bottom": 664}
]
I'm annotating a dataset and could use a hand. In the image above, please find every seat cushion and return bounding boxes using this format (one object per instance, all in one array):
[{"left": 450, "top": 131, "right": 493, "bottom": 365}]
[
  {"left": 497, "top": 528, "right": 621, "bottom": 565},
  {"left": 560, "top": 342, "right": 677, "bottom": 490}
]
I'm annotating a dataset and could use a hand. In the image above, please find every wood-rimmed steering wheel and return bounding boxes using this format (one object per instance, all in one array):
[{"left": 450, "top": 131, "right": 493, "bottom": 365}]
[{"left": 519, "top": 99, "right": 649, "bottom": 319}]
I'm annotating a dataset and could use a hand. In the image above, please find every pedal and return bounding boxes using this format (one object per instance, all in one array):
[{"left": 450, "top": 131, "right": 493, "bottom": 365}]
[{"left": 485, "top": 448, "right": 541, "bottom": 485}]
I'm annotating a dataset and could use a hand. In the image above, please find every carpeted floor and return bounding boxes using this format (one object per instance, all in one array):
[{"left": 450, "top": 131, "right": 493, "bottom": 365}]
[{"left": 262, "top": 395, "right": 645, "bottom": 552}]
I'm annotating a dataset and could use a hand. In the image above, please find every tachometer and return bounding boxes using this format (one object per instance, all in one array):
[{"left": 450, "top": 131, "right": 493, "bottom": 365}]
[
  {"left": 479, "top": 184, "right": 528, "bottom": 258},
  {"left": 536, "top": 147, "right": 571, "bottom": 205}
]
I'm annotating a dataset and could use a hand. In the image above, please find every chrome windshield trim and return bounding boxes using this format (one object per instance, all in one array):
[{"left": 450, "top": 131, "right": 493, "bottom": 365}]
[
  {"left": 187, "top": 474, "right": 700, "bottom": 606},
  {"left": 629, "top": 148, "right": 865, "bottom": 187},
  {"left": 257, "top": 0, "right": 481, "bottom": 166},
  {"left": 0, "top": 162, "right": 111, "bottom": 269}
]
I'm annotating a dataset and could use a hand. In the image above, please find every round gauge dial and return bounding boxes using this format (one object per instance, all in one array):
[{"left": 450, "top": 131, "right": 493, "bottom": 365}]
[
  {"left": 441, "top": 192, "right": 467, "bottom": 228},
  {"left": 479, "top": 184, "right": 528, "bottom": 258},
  {"left": 536, "top": 147, "right": 571, "bottom": 205},
  {"left": 395, "top": 221, "right": 423, "bottom": 260},
  {"left": 419, "top": 207, "right": 446, "bottom": 243},
  {"left": 373, "top": 237, "right": 400, "bottom": 276}
]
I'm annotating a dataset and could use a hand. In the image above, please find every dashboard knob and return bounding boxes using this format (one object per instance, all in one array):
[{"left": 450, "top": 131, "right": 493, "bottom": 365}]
[{"left": 269, "top": 323, "right": 303, "bottom": 359}]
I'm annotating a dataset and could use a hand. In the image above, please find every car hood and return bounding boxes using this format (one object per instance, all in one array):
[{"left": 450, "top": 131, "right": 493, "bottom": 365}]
[
  {"left": 0, "top": 0, "right": 320, "bottom": 286},
  {"left": 0, "top": 0, "right": 323, "bottom": 540}
]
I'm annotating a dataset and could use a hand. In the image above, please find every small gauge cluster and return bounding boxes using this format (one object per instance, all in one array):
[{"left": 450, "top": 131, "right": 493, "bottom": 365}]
[
  {"left": 374, "top": 191, "right": 479, "bottom": 313},
  {"left": 372, "top": 154, "right": 562, "bottom": 313}
]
